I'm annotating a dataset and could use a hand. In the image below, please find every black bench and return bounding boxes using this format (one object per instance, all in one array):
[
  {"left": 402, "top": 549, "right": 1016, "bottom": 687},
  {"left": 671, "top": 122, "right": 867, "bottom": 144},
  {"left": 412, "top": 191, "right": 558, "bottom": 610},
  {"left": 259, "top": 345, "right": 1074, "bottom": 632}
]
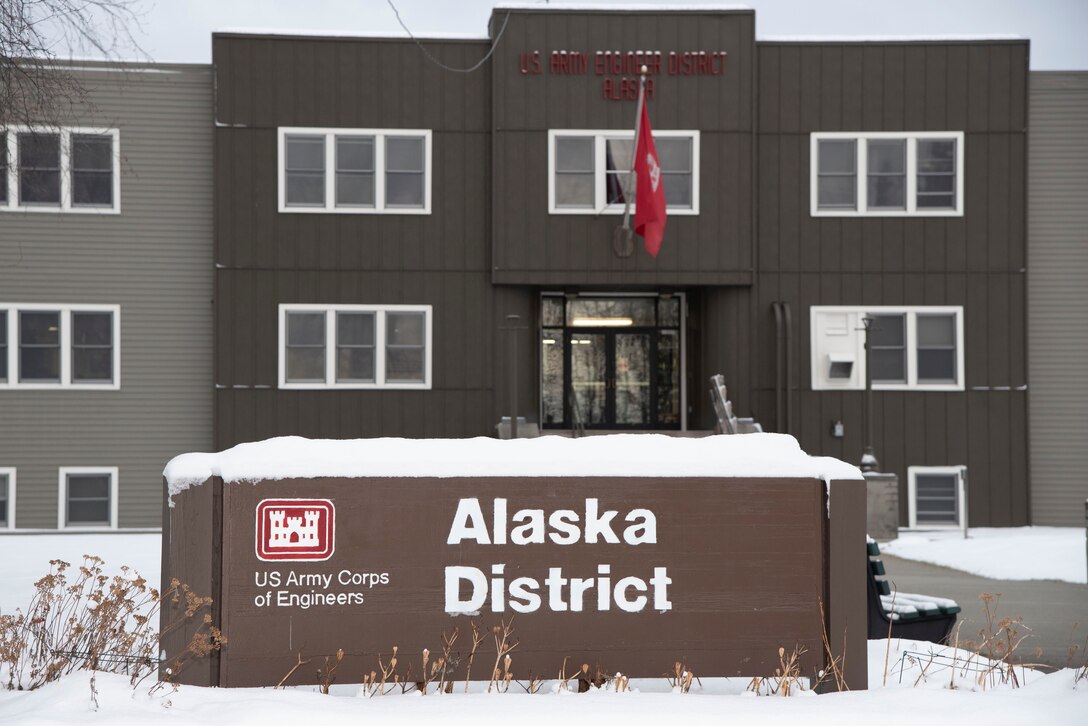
[{"left": 866, "top": 539, "right": 961, "bottom": 643}]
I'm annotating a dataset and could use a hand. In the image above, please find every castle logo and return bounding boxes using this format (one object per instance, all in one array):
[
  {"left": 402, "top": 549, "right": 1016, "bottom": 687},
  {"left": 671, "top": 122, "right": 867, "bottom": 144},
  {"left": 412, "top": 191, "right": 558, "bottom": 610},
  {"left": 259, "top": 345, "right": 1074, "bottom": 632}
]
[{"left": 255, "top": 499, "right": 335, "bottom": 561}]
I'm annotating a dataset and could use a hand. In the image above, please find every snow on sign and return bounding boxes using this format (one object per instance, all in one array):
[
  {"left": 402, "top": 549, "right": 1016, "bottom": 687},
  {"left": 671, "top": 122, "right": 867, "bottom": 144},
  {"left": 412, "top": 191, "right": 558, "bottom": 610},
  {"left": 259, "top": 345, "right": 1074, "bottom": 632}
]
[
  {"left": 255, "top": 499, "right": 334, "bottom": 562},
  {"left": 160, "top": 435, "right": 868, "bottom": 689}
]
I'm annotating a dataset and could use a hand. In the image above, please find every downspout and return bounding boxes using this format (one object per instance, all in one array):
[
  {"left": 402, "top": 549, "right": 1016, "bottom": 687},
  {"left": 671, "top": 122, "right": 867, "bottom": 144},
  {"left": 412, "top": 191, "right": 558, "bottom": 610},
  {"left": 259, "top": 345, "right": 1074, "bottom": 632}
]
[
  {"left": 784, "top": 302, "right": 793, "bottom": 436},
  {"left": 773, "top": 302, "right": 784, "bottom": 433}
]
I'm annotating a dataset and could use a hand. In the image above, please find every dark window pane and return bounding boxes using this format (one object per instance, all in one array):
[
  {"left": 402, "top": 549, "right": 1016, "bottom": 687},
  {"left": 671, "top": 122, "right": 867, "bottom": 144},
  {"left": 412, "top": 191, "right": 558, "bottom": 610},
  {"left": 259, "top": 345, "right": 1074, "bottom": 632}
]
[
  {"left": 72, "top": 135, "right": 112, "bottom": 170},
  {"left": 73, "top": 312, "right": 111, "bottom": 345},
  {"left": 605, "top": 138, "right": 633, "bottom": 171},
  {"left": 286, "top": 172, "right": 324, "bottom": 206},
  {"left": 663, "top": 173, "right": 692, "bottom": 207},
  {"left": 657, "top": 329, "right": 681, "bottom": 425},
  {"left": 337, "top": 347, "right": 374, "bottom": 382},
  {"left": 917, "top": 174, "right": 955, "bottom": 193},
  {"left": 18, "top": 133, "right": 60, "bottom": 204},
  {"left": 556, "top": 137, "right": 593, "bottom": 172},
  {"left": 20, "top": 170, "right": 60, "bottom": 204},
  {"left": 868, "top": 174, "right": 905, "bottom": 209},
  {"left": 555, "top": 173, "right": 594, "bottom": 207},
  {"left": 541, "top": 297, "right": 564, "bottom": 327},
  {"left": 21, "top": 311, "right": 59, "bottom": 345},
  {"left": 286, "top": 348, "right": 325, "bottom": 382},
  {"left": 285, "top": 136, "right": 324, "bottom": 171},
  {"left": 20, "top": 348, "right": 59, "bottom": 381},
  {"left": 918, "top": 315, "right": 955, "bottom": 347},
  {"left": 658, "top": 297, "right": 680, "bottom": 326},
  {"left": 69, "top": 474, "right": 110, "bottom": 499},
  {"left": 917, "top": 349, "right": 956, "bottom": 382},
  {"left": 917, "top": 193, "right": 956, "bottom": 209},
  {"left": 386, "top": 137, "right": 423, "bottom": 172},
  {"left": 72, "top": 171, "right": 112, "bottom": 206},
  {"left": 337, "top": 312, "right": 374, "bottom": 346},
  {"left": 385, "top": 171, "right": 424, "bottom": 207},
  {"left": 917, "top": 140, "right": 956, "bottom": 172},
  {"left": 915, "top": 473, "right": 958, "bottom": 523},
  {"left": 19, "top": 133, "right": 59, "bottom": 167},
  {"left": 386, "top": 347, "right": 424, "bottom": 382},
  {"left": 68, "top": 500, "right": 109, "bottom": 524},
  {"left": 336, "top": 172, "right": 374, "bottom": 206},
  {"left": 541, "top": 328, "right": 565, "bottom": 425},
  {"left": 73, "top": 348, "right": 112, "bottom": 382},
  {"left": 0, "top": 311, "right": 6, "bottom": 382},
  {"left": 286, "top": 313, "right": 324, "bottom": 346},
  {"left": 387, "top": 313, "right": 424, "bottom": 346},
  {"left": 817, "top": 176, "right": 855, "bottom": 208},
  {"left": 868, "top": 140, "right": 905, "bottom": 173},
  {"left": 871, "top": 348, "right": 906, "bottom": 383},
  {"left": 656, "top": 138, "right": 692, "bottom": 172},
  {"left": 1, "top": 131, "right": 7, "bottom": 202},
  {"left": 336, "top": 137, "right": 374, "bottom": 171},
  {"left": 818, "top": 139, "right": 855, "bottom": 174},
  {"left": 0, "top": 500, "right": 6, "bottom": 527},
  {"left": 867, "top": 314, "right": 905, "bottom": 347}
]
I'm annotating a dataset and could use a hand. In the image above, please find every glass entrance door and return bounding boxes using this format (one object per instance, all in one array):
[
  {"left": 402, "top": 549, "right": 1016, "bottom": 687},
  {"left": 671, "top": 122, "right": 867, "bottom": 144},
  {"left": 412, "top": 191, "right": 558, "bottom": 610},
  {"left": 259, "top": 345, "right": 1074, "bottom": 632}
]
[{"left": 541, "top": 295, "right": 682, "bottom": 430}]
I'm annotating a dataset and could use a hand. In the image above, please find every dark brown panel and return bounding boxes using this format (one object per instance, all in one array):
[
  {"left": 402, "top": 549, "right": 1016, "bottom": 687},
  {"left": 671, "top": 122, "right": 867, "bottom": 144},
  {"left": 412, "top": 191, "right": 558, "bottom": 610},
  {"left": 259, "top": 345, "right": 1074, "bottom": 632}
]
[{"left": 161, "top": 476, "right": 861, "bottom": 687}]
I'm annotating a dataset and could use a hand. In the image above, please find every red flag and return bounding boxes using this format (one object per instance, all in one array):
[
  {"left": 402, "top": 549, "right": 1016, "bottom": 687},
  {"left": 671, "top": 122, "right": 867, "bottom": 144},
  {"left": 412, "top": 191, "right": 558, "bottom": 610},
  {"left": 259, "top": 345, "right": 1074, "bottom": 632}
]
[{"left": 634, "top": 102, "right": 667, "bottom": 257}]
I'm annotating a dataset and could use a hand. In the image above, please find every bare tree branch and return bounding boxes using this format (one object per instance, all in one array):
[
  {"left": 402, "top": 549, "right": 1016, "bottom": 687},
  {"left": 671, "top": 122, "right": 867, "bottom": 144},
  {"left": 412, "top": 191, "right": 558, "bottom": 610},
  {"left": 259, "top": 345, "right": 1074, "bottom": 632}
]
[{"left": 0, "top": 0, "right": 147, "bottom": 126}]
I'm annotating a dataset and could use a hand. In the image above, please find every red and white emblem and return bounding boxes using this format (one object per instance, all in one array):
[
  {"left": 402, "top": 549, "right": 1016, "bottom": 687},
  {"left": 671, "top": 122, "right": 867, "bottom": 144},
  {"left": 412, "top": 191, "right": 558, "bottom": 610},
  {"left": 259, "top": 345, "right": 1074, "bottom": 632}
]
[{"left": 255, "top": 498, "right": 335, "bottom": 561}]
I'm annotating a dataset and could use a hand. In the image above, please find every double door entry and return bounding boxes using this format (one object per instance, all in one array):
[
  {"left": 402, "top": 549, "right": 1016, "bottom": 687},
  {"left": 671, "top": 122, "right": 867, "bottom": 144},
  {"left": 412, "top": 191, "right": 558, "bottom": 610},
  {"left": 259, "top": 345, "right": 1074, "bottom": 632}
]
[{"left": 541, "top": 296, "right": 682, "bottom": 430}]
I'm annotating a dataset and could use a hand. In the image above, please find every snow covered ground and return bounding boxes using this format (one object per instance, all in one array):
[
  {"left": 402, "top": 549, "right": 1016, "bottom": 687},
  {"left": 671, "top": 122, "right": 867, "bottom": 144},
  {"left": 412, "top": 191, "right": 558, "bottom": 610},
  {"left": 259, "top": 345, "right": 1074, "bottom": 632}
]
[
  {"left": 882, "top": 527, "right": 1087, "bottom": 584},
  {"left": 0, "top": 639, "right": 1084, "bottom": 725},
  {"left": 2, "top": 532, "right": 1086, "bottom": 723}
]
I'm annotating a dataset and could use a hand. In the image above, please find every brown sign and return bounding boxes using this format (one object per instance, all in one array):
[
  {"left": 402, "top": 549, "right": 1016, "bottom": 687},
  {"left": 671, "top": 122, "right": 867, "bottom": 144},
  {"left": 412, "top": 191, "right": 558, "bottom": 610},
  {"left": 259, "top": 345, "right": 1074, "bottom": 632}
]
[{"left": 162, "top": 474, "right": 866, "bottom": 689}]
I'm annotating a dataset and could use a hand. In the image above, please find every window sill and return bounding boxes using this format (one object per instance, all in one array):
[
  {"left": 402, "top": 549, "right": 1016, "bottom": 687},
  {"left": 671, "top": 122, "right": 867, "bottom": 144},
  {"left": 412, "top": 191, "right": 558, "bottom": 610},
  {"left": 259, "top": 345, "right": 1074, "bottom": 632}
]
[
  {"left": 0, "top": 205, "right": 120, "bottom": 215},
  {"left": 811, "top": 209, "right": 962, "bottom": 218},
  {"left": 550, "top": 206, "right": 699, "bottom": 216},
  {"left": 0, "top": 383, "right": 120, "bottom": 391},
  {"left": 278, "top": 206, "right": 431, "bottom": 215},
  {"left": 279, "top": 382, "right": 431, "bottom": 391}
]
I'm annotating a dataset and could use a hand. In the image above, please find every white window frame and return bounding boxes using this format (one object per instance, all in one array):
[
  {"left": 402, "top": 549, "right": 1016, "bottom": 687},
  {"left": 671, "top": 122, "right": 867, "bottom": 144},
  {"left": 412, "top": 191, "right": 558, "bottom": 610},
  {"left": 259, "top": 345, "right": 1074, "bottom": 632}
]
[
  {"left": 0, "top": 126, "right": 121, "bottom": 213},
  {"left": 278, "top": 304, "right": 433, "bottom": 390},
  {"left": 57, "top": 466, "right": 119, "bottom": 530},
  {"left": 0, "top": 467, "right": 15, "bottom": 529},
  {"left": 907, "top": 465, "right": 967, "bottom": 531},
  {"left": 277, "top": 127, "right": 432, "bottom": 214},
  {"left": 547, "top": 129, "right": 700, "bottom": 216},
  {"left": 809, "top": 306, "right": 964, "bottom": 392},
  {"left": 0, "top": 303, "right": 120, "bottom": 390},
  {"left": 810, "top": 131, "right": 964, "bottom": 217}
]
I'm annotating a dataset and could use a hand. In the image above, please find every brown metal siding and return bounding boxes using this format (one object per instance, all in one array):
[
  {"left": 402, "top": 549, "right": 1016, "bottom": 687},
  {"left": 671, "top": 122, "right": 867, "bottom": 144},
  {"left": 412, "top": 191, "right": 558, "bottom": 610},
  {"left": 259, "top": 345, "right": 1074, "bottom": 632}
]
[
  {"left": 213, "top": 35, "right": 515, "bottom": 447},
  {"left": 489, "top": 9, "right": 756, "bottom": 286},
  {"left": 754, "top": 41, "right": 1030, "bottom": 527}
]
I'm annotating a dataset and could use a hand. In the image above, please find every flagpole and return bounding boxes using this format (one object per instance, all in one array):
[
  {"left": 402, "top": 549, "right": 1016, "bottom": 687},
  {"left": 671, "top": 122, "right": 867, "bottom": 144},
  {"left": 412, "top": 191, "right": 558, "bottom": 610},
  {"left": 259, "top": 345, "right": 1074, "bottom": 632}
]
[{"left": 617, "top": 64, "right": 648, "bottom": 257}]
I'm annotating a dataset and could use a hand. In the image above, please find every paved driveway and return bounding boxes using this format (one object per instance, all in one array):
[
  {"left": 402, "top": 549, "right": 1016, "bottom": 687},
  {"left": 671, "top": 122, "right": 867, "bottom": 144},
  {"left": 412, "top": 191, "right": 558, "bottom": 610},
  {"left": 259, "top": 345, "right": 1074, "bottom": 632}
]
[{"left": 880, "top": 553, "right": 1088, "bottom": 669}]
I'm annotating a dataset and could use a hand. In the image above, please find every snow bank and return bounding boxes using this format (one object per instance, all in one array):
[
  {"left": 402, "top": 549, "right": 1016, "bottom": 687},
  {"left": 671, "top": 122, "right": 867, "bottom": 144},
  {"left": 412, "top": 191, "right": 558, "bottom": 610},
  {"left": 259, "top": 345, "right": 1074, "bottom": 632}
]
[
  {"left": 2, "top": 647, "right": 1086, "bottom": 726},
  {"left": 163, "top": 433, "right": 863, "bottom": 497},
  {"left": 882, "top": 527, "right": 1087, "bottom": 585}
]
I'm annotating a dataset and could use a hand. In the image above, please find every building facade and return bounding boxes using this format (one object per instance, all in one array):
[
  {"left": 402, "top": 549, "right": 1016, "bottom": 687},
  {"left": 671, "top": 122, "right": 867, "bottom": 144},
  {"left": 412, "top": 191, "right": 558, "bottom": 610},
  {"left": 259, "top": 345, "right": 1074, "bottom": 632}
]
[
  {"left": 0, "top": 62, "right": 213, "bottom": 529},
  {"left": 1027, "top": 71, "right": 1088, "bottom": 526},
  {"left": 212, "top": 6, "right": 1032, "bottom": 529}
]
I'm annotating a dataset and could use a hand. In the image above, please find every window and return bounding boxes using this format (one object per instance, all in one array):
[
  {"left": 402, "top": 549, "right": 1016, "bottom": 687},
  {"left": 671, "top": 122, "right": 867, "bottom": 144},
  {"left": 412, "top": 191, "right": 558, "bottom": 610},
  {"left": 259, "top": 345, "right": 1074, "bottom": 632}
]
[
  {"left": 810, "top": 306, "right": 963, "bottom": 391},
  {"left": 810, "top": 132, "right": 963, "bottom": 216},
  {"left": 278, "top": 128, "right": 431, "bottom": 214},
  {"left": 548, "top": 130, "right": 700, "bottom": 215},
  {"left": 58, "top": 467, "right": 118, "bottom": 529},
  {"left": 0, "top": 127, "right": 119, "bottom": 212},
  {"left": 907, "top": 466, "right": 967, "bottom": 530},
  {"left": 278, "top": 304, "right": 431, "bottom": 389},
  {"left": 0, "top": 468, "right": 14, "bottom": 529},
  {"left": 0, "top": 304, "right": 120, "bottom": 389}
]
